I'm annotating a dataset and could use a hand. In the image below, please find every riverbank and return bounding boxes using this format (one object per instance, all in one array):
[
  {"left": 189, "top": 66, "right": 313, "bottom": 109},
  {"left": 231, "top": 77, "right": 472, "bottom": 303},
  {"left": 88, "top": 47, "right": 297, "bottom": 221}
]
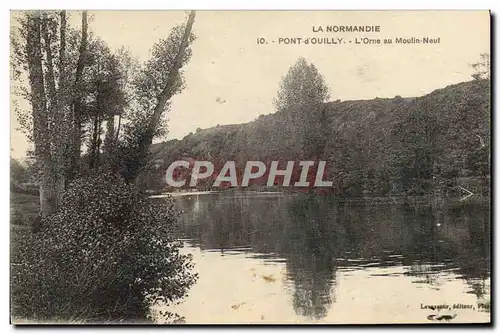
[{"left": 149, "top": 188, "right": 490, "bottom": 206}]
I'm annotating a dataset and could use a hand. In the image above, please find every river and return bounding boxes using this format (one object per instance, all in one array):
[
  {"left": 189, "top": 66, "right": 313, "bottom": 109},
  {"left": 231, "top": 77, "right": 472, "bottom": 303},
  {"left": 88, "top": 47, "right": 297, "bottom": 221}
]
[{"left": 153, "top": 191, "right": 490, "bottom": 324}]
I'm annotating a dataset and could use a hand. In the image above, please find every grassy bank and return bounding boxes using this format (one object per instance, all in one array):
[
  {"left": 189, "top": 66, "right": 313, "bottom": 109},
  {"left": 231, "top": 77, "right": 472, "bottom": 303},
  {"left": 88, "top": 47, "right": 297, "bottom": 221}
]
[{"left": 10, "top": 192, "right": 39, "bottom": 226}]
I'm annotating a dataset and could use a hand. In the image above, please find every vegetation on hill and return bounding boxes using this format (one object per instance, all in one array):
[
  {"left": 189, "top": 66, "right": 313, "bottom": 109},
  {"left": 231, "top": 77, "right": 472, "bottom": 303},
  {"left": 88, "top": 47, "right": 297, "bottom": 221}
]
[{"left": 146, "top": 79, "right": 490, "bottom": 197}]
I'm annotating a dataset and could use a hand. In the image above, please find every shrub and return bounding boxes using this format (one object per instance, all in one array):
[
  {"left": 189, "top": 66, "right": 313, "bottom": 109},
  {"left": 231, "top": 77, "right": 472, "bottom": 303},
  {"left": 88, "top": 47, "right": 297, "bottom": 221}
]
[{"left": 11, "top": 172, "right": 197, "bottom": 324}]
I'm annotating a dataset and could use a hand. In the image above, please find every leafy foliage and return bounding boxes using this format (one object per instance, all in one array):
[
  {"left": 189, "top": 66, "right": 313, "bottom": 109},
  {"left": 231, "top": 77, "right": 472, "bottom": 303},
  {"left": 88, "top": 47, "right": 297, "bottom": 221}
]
[
  {"left": 471, "top": 53, "right": 490, "bottom": 80},
  {"left": 133, "top": 24, "right": 195, "bottom": 114},
  {"left": 274, "top": 57, "right": 330, "bottom": 114},
  {"left": 11, "top": 158, "right": 28, "bottom": 184},
  {"left": 11, "top": 173, "right": 197, "bottom": 323},
  {"left": 113, "top": 21, "right": 196, "bottom": 182},
  {"left": 149, "top": 79, "right": 490, "bottom": 197},
  {"left": 273, "top": 58, "right": 331, "bottom": 156}
]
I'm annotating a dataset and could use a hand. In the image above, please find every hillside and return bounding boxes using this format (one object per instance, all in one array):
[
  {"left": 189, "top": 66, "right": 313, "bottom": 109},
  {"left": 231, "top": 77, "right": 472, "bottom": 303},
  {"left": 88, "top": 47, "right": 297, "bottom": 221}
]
[{"left": 146, "top": 79, "right": 490, "bottom": 197}]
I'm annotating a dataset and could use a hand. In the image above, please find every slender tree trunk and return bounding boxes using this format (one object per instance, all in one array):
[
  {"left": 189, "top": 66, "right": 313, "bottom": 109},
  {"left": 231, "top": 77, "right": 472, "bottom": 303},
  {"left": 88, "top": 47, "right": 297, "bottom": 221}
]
[
  {"left": 26, "top": 13, "right": 57, "bottom": 217},
  {"left": 41, "top": 13, "right": 68, "bottom": 207},
  {"left": 59, "top": 11, "right": 66, "bottom": 69},
  {"left": 115, "top": 114, "right": 122, "bottom": 141},
  {"left": 59, "top": 10, "right": 73, "bottom": 191},
  {"left": 56, "top": 10, "right": 71, "bottom": 198},
  {"left": 68, "top": 10, "right": 88, "bottom": 181},
  {"left": 89, "top": 112, "right": 100, "bottom": 170},
  {"left": 41, "top": 15, "right": 56, "bottom": 107},
  {"left": 89, "top": 72, "right": 102, "bottom": 170},
  {"left": 96, "top": 118, "right": 103, "bottom": 165},
  {"left": 104, "top": 114, "right": 115, "bottom": 156}
]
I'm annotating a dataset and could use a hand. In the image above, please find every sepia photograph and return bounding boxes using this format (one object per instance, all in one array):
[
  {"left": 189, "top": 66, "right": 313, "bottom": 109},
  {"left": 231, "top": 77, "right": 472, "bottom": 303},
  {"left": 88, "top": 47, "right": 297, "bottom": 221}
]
[{"left": 9, "top": 9, "right": 491, "bottom": 325}]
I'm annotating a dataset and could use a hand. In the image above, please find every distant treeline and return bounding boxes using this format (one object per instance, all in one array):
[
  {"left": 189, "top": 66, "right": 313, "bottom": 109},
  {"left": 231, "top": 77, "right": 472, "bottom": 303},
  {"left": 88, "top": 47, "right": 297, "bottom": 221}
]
[{"left": 145, "top": 79, "right": 490, "bottom": 197}]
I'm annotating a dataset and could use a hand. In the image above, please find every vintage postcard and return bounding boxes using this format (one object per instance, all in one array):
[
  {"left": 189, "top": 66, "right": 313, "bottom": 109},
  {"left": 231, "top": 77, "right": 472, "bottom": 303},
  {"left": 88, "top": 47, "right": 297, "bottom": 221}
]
[{"left": 10, "top": 10, "right": 491, "bottom": 325}]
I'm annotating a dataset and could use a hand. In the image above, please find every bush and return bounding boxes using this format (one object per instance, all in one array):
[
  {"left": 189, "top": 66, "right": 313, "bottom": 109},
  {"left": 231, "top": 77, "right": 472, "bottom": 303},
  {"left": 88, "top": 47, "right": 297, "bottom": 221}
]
[{"left": 11, "top": 173, "right": 197, "bottom": 324}]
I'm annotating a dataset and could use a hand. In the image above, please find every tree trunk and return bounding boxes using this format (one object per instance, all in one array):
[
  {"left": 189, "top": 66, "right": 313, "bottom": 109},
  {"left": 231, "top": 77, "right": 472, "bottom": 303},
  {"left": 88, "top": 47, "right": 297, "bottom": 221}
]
[
  {"left": 104, "top": 113, "right": 116, "bottom": 159},
  {"left": 96, "top": 118, "right": 103, "bottom": 165},
  {"left": 68, "top": 10, "right": 88, "bottom": 181},
  {"left": 89, "top": 112, "right": 101, "bottom": 170},
  {"left": 115, "top": 114, "right": 122, "bottom": 141},
  {"left": 59, "top": 11, "right": 66, "bottom": 71},
  {"left": 39, "top": 171, "right": 57, "bottom": 217},
  {"left": 59, "top": 10, "right": 73, "bottom": 192},
  {"left": 26, "top": 13, "right": 57, "bottom": 217},
  {"left": 41, "top": 13, "right": 68, "bottom": 207},
  {"left": 89, "top": 71, "right": 103, "bottom": 170},
  {"left": 41, "top": 15, "right": 57, "bottom": 107}
]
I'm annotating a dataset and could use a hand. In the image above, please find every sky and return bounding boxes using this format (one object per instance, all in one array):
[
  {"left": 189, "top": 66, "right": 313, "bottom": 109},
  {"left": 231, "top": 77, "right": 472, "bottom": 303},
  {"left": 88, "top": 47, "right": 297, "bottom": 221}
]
[{"left": 10, "top": 10, "right": 490, "bottom": 159}]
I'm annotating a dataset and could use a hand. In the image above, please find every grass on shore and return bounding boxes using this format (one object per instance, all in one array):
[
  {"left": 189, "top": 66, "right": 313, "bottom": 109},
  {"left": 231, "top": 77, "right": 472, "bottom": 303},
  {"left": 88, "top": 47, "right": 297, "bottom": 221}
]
[{"left": 10, "top": 192, "right": 39, "bottom": 226}]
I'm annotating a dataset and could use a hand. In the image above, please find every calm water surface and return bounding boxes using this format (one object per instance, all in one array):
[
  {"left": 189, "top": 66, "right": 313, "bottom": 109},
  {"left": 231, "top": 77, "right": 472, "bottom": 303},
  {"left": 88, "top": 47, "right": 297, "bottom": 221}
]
[{"left": 155, "top": 192, "right": 490, "bottom": 324}]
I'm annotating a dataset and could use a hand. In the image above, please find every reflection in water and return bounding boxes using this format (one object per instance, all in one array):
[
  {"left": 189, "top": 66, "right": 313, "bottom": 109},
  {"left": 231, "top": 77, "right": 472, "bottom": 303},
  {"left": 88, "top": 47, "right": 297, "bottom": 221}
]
[
  {"left": 284, "top": 196, "right": 338, "bottom": 319},
  {"left": 161, "top": 192, "right": 490, "bottom": 323}
]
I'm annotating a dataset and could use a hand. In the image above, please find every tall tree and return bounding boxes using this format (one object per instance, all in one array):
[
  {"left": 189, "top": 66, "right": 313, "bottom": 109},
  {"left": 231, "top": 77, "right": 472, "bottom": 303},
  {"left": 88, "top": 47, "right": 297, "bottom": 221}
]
[
  {"left": 23, "top": 13, "right": 57, "bottom": 216},
  {"left": 67, "top": 10, "right": 88, "bottom": 182},
  {"left": 274, "top": 57, "right": 330, "bottom": 114},
  {"left": 273, "top": 57, "right": 331, "bottom": 157},
  {"left": 120, "top": 11, "right": 196, "bottom": 182},
  {"left": 40, "top": 11, "right": 72, "bottom": 204},
  {"left": 12, "top": 11, "right": 89, "bottom": 217}
]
